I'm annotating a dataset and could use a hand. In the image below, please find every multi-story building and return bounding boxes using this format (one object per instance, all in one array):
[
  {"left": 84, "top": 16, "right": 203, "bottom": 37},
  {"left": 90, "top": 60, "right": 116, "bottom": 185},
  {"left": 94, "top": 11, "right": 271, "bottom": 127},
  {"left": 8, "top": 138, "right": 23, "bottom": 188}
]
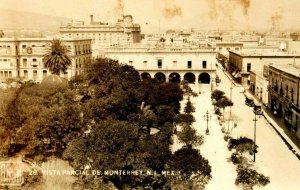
[
  {"left": 268, "top": 64, "right": 300, "bottom": 139},
  {"left": 228, "top": 50, "right": 300, "bottom": 85},
  {"left": 0, "top": 37, "right": 92, "bottom": 83},
  {"left": 59, "top": 15, "right": 141, "bottom": 56},
  {"left": 249, "top": 68, "right": 269, "bottom": 106},
  {"left": 104, "top": 46, "right": 217, "bottom": 86}
]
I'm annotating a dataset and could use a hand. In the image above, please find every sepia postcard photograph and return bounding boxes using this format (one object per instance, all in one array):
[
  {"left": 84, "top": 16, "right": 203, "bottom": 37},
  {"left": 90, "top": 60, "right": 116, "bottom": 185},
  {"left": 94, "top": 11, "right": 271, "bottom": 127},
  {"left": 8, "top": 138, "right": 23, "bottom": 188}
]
[{"left": 0, "top": 0, "right": 300, "bottom": 189}]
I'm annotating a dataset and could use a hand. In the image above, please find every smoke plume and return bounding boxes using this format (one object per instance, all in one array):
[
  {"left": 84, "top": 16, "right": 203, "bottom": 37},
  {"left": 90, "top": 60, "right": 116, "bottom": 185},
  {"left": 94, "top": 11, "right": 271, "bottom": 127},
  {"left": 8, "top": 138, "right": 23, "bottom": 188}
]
[
  {"left": 162, "top": 0, "right": 182, "bottom": 19},
  {"left": 271, "top": 11, "right": 282, "bottom": 31},
  {"left": 239, "top": 0, "right": 250, "bottom": 15},
  {"left": 114, "top": 0, "right": 124, "bottom": 18}
]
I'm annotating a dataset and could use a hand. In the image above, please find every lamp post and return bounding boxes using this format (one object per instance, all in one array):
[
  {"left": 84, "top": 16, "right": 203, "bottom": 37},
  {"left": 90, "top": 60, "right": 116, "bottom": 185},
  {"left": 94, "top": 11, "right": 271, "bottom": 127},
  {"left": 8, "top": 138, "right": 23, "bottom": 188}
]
[
  {"left": 204, "top": 110, "right": 211, "bottom": 135},
  {"left": 253, "top": 111, "right": 258, "bottom": 162}
]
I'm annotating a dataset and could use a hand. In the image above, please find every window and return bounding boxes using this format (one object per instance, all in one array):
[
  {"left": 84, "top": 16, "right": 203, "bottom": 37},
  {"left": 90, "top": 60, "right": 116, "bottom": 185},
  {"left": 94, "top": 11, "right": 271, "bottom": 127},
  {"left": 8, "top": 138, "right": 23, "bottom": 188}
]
[
  {"left": 173, "top": 61, "right": 177, "bottom": 67},
  {"left": 43, "top": 70, "right": 47, "bottom": 78},
  {"left": 235, "top": 48, "right": 239, "bottom": 51},
  {"left": 22, "top": 45, "right": 26, "bottom": 48},
  {"left": 23, "top": 59, "right": 27, "bottom": 67},
  {"left": 202, "top": 61, "right": 207, "bottom": 69},
  {"left": 291, "top": 88, "right": 294, "bottom": 102},
  {"left": 143, "top": 61, "right": 147, "bottom": 68},
  {"left": 9, "top": 71, "right": 12, "bottom": 77},
  {"left": 33, "top": 70, "right": 38, "bottom": 80},
  {"left": 247, "top": 63, "right": 251, "bottom": 72},
  {"left": 157, "top": 59, "right": 162, "bottom": 68},
  {"left": 188, "top": 61, "right": 192, "bottom": 68},
  {"left": 24, "top": 70, "right": 28, "bottom": 78},
  {"left": 33, "top": 58, "right": 37, "bottom": 62}
]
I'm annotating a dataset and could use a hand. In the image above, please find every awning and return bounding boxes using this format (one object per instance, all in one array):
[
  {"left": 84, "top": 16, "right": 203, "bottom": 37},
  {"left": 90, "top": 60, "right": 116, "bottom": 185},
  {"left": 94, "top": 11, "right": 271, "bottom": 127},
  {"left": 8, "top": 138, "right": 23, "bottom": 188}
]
[{"left": 234, "top": 72, "right": 241, "bottom": 78}]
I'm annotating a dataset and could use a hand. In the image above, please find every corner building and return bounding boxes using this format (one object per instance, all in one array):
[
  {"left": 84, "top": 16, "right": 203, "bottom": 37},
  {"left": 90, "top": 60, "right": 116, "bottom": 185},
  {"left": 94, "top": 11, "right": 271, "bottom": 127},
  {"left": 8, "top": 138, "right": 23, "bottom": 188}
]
[{"left": 0, "top": 37, "right": 92, "bottom": 83}]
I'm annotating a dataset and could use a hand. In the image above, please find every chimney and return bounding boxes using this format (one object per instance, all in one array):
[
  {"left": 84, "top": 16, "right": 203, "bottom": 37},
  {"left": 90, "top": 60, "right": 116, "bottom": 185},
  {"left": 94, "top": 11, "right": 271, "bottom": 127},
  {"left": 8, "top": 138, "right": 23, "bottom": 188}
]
[{"left": 90, "top": 14, "right": 94, "bottom": 23}]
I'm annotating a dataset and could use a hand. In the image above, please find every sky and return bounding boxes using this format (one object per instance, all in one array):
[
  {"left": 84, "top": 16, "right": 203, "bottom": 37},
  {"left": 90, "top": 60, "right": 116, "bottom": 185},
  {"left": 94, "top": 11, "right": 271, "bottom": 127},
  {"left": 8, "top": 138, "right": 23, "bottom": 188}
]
[{"left": 0, "top": 0, "right": 300, "bottom": 33}]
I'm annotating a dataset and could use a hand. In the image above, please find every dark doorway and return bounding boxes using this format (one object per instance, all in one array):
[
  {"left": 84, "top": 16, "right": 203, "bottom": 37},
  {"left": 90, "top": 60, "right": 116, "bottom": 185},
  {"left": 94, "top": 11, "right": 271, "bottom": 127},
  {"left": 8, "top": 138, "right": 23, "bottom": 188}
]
[
  {"left": 183, "top": 72, "right": 196, "bottom": 83},
  {"left": 154, "top": 72, "right": 166, "bottom": 82},
  {"left": 141, "top": 72, "right": 151, "bottom": 80},
  {"left": 169, "top": 73, "right": 181, "bottom": 83},
  {"left": 199, "top": 72, "right": 210, "bottom": 84}
]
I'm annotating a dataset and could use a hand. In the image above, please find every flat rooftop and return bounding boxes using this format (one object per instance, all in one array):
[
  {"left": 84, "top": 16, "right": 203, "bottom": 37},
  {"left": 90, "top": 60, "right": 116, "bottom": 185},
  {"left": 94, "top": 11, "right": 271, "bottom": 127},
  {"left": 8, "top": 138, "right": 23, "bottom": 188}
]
[{"left": 270, "top": 64, "right": 300, "bottom": 77}]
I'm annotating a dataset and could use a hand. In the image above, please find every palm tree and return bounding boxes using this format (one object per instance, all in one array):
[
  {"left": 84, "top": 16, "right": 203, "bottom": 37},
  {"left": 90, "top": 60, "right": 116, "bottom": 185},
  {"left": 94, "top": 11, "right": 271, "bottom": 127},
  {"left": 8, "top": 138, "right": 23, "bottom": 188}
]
[{"left": 43, "top": 39, "right": 72, "bottom": 75}]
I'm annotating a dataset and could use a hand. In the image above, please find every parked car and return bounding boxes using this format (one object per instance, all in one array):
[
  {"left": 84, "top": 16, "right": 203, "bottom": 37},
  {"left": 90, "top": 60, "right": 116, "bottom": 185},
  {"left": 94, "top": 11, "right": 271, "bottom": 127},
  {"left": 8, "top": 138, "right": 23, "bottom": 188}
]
[
  {"left": 253, "top": 105, "right": 263, "bottom": 115},
  {"left": 245, "top": 96, "right": 254, "bottom": 107}
]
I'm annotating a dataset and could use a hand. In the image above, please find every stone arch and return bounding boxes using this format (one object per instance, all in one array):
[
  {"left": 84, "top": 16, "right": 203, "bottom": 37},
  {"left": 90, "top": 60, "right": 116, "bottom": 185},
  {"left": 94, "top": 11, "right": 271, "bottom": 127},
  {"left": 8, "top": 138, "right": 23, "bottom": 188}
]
[
  {"left": 154, "top": 72, "right": 166, "bottom": 82},
  {"left": 169, "top": 72, "right": 181, "bottom": 83},
  {"left": 199, "top": 72, "right": 210, "bottom": 84},
  {"left": 183, "top": 72, "right": 196, "bottom": 83},
  {"left": 141, "top": 72, "right": 151, "bottom": 80}
]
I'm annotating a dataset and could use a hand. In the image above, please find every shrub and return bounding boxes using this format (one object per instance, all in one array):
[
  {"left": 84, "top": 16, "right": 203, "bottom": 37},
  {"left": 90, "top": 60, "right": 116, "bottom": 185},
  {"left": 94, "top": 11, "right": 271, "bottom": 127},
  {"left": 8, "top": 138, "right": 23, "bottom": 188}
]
[
  {"left": 235, "top": 166, "right": 270, "bottom": 190},
  {"left": 224, "top": 134, "right": 231, "bottom": 141},
  {"left": 231, "top": 152, "right": 243, "bottom": 165},
  {"left": 221, "top": 126, "right": 226, "bottom": 133}
]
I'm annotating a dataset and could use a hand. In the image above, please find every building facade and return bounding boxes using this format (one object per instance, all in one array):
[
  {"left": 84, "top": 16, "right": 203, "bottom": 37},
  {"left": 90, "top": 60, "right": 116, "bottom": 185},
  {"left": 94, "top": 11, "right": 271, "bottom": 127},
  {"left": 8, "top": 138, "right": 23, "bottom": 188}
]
[
  {"left": 104, "top": 47, "right": 217, "bottom": 86},
  {"left": 228, "top": 50, "right": 300, "bottom": 85},
  {"left": 0, "top": 37, "right": 92, "bottom": 83},
  {"left": 268, "top": 65, "right": 300, "bottom": 139},
  {"left": 249, "top": 69, "right": 269, "bottom": 106},
  {"left": 59, "top": 15, "right": 141, "bottom": 56}
]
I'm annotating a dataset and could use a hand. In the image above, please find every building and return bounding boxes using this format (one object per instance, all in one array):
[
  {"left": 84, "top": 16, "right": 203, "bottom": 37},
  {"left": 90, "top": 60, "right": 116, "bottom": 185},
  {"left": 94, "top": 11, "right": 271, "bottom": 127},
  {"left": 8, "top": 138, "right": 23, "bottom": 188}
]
[
  {"left": 249, "top": 67, "right": 269, "bottom": 106},
  {"left": 228, "top": 50, "right": 300, "bottom": 85},
  {"left": 103, "top": 46, "right": 217, "bottom": 87},
  {"left": 268, "top": 64, "right": 300, "bottom": 139},
  {"left": 59, "top": 15, "right": 141, "bottom": 56},
  {"left": 0, "top": 37, "right": 92, "bottom": 83}
]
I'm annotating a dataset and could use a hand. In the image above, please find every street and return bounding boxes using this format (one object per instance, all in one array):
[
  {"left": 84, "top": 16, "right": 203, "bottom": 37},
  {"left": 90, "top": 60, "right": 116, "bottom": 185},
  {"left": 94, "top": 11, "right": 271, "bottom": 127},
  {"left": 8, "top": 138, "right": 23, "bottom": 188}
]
[{"left": 172, "top": 65, "right": 300, "bottom": 189}]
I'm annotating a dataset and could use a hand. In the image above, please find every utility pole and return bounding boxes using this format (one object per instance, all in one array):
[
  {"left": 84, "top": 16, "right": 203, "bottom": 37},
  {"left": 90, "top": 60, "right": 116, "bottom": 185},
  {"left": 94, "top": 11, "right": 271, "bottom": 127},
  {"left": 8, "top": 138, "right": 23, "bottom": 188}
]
[{"left": 253, "top": 112, "right": 257, "bottom": 162}]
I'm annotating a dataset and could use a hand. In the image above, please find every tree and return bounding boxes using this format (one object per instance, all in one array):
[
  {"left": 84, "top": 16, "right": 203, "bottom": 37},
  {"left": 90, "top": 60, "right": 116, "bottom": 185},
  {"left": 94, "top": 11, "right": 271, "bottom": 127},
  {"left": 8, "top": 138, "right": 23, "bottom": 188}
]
[
  {"left": 211, "top": 89, "right": 225, "bottom": 102},
  {"left": 43, "top": 39, "right": 72, "bottom": 75},
  {"left": 235, "top": 166, "right": 270, "bottom": 190},
  {"left": 181, "top": 80, "right": 197, "bottom": 98},
  {"left": 174, "top": 113, "right": 195, "bottom": 126},
  {"left": 177, "top": 125, "right": 203, "bottom": 147},
  {"left": 228, "top": 137, "right": 258, "bottom": 167},
  {"left": 215, "top": 96, "right": 233, "bottom": 120},
  {"left": 184, "top": 97, "right": 195, "bottom": 114},
  {"left": 168, "top": 147, "right": 211, "bottom": 189}
]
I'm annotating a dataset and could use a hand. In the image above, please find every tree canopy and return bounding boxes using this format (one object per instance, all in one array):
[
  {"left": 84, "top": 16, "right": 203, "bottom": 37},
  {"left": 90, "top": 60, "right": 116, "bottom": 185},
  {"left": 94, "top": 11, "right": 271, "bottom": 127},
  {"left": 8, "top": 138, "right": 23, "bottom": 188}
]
[{"left": 43, "top": 39, "right": 72, "bottom": 75}]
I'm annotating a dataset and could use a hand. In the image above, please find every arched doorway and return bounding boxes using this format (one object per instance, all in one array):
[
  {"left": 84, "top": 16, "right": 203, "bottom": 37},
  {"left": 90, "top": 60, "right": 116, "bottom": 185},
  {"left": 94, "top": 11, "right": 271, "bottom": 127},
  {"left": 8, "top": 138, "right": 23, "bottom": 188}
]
[
  {"left": 183, "top": 72, "right": 196, "bottom": 83},
  {"left": 199, "top": 73, "right": 210, "bottom": 84},
  {"left": 169, "top": 72, "right": 181, "bottom": 83},
  {"left": 154, "top": 72, "right": 166, "bottom": 82},
  {"left": 141, "top": 72, "right": 151, "bottom": 80}
]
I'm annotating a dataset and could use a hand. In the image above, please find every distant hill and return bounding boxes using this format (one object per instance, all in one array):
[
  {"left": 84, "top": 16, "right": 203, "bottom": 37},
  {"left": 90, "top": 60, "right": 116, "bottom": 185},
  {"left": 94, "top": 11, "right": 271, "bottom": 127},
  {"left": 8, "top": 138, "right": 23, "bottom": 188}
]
[{"left": 0, "top": 9, "right": 71, "bottom": 32}]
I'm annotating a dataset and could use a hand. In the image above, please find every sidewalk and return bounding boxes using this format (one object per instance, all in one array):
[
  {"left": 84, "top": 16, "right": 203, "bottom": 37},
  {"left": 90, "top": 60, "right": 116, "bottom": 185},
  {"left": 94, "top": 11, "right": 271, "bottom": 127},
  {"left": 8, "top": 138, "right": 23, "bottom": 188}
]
[
  {"left": 216, "top": 62, "right": 241, "bottom": 87},
  {"left": 245, "top": 89, "right": 300, "bottom": 159}
]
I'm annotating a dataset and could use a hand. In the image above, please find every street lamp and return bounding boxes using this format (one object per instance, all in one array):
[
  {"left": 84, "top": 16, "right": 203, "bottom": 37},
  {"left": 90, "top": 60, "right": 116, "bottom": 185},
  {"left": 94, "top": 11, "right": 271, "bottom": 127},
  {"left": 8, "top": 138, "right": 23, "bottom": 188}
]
[{"left": 204, "top": 110, "right": 211, "bottom": 135}]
